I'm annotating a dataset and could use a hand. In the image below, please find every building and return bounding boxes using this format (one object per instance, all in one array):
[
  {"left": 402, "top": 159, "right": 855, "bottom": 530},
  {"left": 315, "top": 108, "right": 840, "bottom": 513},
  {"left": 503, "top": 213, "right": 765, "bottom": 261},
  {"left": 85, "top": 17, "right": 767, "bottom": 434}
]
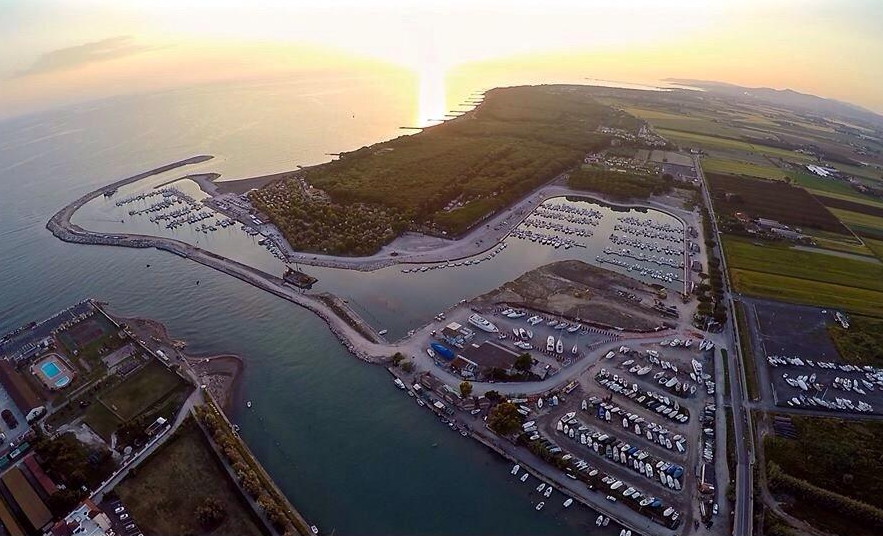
[
  {"left": 455, "top": 341, "right": 521, "bottom": 379},
  {"left": 1, "top": 466, "right": 52, "bottom": 532},
  {"left": 49, "top": 499, "right": 112, "bottom": 536},
  {"left": 440, "top": 322, "right": 474, "bottom": 347}
]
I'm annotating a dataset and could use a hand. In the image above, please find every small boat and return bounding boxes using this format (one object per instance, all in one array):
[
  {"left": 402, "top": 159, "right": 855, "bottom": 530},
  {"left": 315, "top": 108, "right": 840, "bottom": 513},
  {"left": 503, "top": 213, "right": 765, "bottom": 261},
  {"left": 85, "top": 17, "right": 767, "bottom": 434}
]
[
  {"left": 378, "top": 329, "right": 388, "bottom": 336},
  {"left": 544, "top": 486, "right": 552, "bottom": 498},
  {"left": 311, "top": 525, "right": 319, "bottom": 535},
  {"left": 535, "top": 502, "right": 544, "bottom": 511},
  {"left": 393, "top": 378, "right": 406, "bottom": 390},
  {"left": 572, "top": 345, "right": 578, "bottom": 355},
  {"left": 520, "top": 473, "right": 529, "bottom": 482},
  {"left": 511, "top": 464, "right": 520, "bottom": 475},
  {"left": 513, "top": 328, "right": 520, "bottom": 337},
  {"left": 426, "top": 347, "right": 436, "bottom": 359},
  {"left": 246, "top": 401, "right": 252, "bottom": 408},
  {"left": 536, "top": 483, "right": 546, "bottom": 492},
  {"left": 596, "top": 515, "right": 604, "bottom": 526},
  {"left": 563, "top": 498, "right": 573, "bottom": 508},
  {"left": 556, "top": 339, "right": 563, "bottom": 354},
  {"left": 547, "top": 336, "right": 555, "bottom": 351},
  {"left": 602, "top": 517, "right": 610, "bottom": 527}
]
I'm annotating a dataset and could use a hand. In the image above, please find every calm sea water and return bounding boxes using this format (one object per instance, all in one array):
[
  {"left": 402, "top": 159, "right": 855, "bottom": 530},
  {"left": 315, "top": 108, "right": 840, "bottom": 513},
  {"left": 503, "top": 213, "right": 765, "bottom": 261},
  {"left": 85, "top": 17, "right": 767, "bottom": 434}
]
[{"left": 0, "top": 73, "right": 662, "bottom": 535}]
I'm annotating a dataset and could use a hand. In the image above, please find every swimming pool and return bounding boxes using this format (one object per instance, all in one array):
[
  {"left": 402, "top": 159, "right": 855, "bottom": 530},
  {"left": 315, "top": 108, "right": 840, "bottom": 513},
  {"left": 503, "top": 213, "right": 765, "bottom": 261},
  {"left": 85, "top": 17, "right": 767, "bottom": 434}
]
[
  {"left": 54, "top": 376, "right": 71, "bottom": 388},
  {"left": 40, "top": 361, "right": 61, "bottom": 378}
]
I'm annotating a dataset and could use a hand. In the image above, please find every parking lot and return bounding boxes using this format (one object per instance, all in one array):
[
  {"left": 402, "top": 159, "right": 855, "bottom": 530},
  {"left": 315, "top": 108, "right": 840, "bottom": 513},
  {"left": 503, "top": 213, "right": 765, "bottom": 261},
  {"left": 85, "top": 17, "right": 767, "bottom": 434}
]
[{"left": 99, "top": 497, "right": 143, "bottom": 536}]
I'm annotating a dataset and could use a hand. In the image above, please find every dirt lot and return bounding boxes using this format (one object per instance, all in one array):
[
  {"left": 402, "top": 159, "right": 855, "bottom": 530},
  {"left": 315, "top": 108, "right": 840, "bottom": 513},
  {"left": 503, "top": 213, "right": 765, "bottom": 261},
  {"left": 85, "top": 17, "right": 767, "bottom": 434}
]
[
  {"left": 473, "top": 260, "right": 668, "bottom": 331},
  {"left": 750, "top": 299, "right": 840, "bottom": 360},
  {"left": 116, "top": 417, "right": 266, "bottom": 536}
]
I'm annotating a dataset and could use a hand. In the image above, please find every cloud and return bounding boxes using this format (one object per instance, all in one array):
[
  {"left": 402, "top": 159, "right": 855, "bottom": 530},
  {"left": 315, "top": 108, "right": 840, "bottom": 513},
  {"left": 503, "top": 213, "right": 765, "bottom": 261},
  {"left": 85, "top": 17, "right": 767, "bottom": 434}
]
[{"left": 15, "top": 36, "right": 155, "bottom": 77}]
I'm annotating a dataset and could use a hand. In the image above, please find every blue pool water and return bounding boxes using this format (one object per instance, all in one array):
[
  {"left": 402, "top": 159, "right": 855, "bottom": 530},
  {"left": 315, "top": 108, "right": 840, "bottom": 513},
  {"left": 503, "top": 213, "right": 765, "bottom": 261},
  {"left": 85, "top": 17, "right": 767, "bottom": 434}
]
[
  {"left": 55, "top": 376, "right": 71, "bottom": 388},
  {"left": 41, "top": 361, "right": 61, "bottom": 378}
]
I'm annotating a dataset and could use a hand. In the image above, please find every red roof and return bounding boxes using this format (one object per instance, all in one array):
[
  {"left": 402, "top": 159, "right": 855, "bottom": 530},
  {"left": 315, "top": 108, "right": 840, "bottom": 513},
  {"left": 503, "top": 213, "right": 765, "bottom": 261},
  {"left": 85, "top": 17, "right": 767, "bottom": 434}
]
[{"left": 23, "top": 453, "right": 58, "bottom": 495}]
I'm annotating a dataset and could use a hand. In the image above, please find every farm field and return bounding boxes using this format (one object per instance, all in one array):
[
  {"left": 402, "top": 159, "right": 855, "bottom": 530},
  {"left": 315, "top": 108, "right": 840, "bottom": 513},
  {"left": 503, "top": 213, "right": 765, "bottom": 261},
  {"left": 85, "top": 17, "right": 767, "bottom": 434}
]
[
  {"left": 723, "top": 236, "right": 883, "bottom": 316},
  {"left": 817, "top": 195, "right": 883, "bottom": 217},
  {"left": 116, "top": 418, "right": 266, "bottom": 536},
  {"left": 866, "top": 238, "right": 883, "bottom": 260},
  {"left": 829, "top": 315, "right": 883, "bottom": 367},
  {"left": 707, "top": 172, "right": 849, "bottom": 233},
  {"left": 700, "top": 157, "right": 789, "bottom": 180},
  {"left": 813, "top": 190, "right": 883, "bottom": 210},
  {"left": 731, "top": 269, "right": 883, "bottom": 317},
  {"left": 829, "top": 208, "right": 883, "bottom": 239},
  {"left": 657, "top": 128, "right": 814, "bottom": 162},
  {"left": 803, "top": 230, "right": 874, "bottom": 257},
  {"left": 722, "top": 236, "right": 883, "bottom": 292},
  {"left": 622, "top": 106, "right": 740, "bottom": 137}
]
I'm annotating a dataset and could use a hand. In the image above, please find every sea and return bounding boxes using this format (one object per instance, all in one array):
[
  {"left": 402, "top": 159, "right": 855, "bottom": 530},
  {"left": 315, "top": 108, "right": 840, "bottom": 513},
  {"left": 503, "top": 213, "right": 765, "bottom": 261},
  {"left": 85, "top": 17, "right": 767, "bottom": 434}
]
[{"left": 0, "top": 71, "right": 677, "bottom": 535}]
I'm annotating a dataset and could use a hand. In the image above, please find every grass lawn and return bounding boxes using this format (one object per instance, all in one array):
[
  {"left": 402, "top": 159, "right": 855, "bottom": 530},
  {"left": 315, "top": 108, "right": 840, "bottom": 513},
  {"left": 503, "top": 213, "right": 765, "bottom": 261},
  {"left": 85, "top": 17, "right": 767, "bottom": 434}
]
[
  {"left": 828, "top": 315, "right": 883, "bottom": 367},
  {"left": 101, "top": 360, "right": 188, "bottom": 421},
  {"left": 814, "top": 191, "right": 883, "bottom": 211},
  {"left": 82, "top": 402, "right": 122, "bottom": 442},
  {"left": 701, "top": 157, "right": 789, "bottom": 181},
  {"left": 116, "top": 417, "right": 265, "bottom": 536}
]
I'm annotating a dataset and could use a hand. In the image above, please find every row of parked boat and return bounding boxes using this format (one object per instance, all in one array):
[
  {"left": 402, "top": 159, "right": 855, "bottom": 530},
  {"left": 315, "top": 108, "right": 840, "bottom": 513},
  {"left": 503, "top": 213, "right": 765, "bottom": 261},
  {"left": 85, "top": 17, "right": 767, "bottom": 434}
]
[
  {"left": 582, "top": 397, "right": 687, "bottom": 454},
  {"left": 595, "top": 256, "right": 680, "bottom": 283},
  {"left": 114, "top": 187, "right": 174, "bottom": 206},
  {"left": 400, "top": 243, "right": 509, "bottom": 273},
  {"left": 609, "top": 234, "right": 681, "bottom": 256},
  {"left": 617, "top": 215, "right": 681, "bottom": 234},
  {"left": 541, "top": 202, "right": 603, "bottom": 219},
  {"left": 602, "top": 247, "right": 684, "bottom": 269},
  {"left": 613, "top": 224, "right": 683, "bottom": 244},
  {"left": 559, "top": 411, "right": 685, "bottom": 491},
  {"left": 511, "top": 229, "right": 583, "bottom": 249},
  {"left": 521, "top": 217, "right": 594, "bottom": 237},
  {"left": 595, "top": 369, "right": 690, "bottom": 423},
  {"left": 510, "top": 465, "right": 574, "bottom": 512},
  {"left": 533, "top": 207, "right": 600, "bottom": 227},
  {"left": 767, "top": 355, "right": 881, "bottom": 414}
]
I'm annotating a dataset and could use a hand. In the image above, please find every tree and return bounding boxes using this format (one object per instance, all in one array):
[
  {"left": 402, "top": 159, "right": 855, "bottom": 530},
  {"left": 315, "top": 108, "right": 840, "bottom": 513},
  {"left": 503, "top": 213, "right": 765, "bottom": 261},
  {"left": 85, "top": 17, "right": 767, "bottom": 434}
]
[
  {"left": 401, "top": 361, "right": 415, "bottom": 373},
  {"left": 487, "top": 402, "right": 523, "bottom": 436},
  {"left": 485, "top": 390, "right": 502, "bottom": 402},
  {"left": 195, "top": 497, "right": 227, "bottom": 529},
  {"left": 459, "top": 381, "right": 473, "bottom": 398},
  {"left": 514, "top": 353, "right": 532, "bottom": 373},
  {"left": 390, "top": 352, "right": 405, "bottom": 366}
]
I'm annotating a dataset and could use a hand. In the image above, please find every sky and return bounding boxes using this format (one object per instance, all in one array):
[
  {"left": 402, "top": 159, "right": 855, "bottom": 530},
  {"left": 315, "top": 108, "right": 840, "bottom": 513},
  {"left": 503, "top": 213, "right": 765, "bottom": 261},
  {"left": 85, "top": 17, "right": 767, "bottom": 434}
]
[{"left": 1, "top": 0, "right": 883, "bottom": 119}]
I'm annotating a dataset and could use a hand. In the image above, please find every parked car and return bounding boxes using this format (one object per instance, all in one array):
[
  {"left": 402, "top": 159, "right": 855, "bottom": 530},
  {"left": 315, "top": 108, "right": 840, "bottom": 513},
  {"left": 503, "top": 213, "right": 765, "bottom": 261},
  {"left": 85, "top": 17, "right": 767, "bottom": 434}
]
[{"left": 1, "top": 410, "right": 17, "bottom": 429}]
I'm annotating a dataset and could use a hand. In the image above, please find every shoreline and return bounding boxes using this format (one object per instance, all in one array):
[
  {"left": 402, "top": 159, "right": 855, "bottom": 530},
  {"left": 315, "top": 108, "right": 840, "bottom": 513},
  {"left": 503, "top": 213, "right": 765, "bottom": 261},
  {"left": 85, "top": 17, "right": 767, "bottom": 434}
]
[{"left": 117, "top": 314, "right": 245, "bottom": 412}]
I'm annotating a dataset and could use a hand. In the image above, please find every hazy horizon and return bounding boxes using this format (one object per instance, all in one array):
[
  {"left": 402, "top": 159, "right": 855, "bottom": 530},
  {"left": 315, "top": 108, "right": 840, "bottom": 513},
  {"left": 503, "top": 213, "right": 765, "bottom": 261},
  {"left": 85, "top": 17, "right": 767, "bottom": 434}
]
[{"left": 2, "top": 0, "right": 883, "bottom": 121}]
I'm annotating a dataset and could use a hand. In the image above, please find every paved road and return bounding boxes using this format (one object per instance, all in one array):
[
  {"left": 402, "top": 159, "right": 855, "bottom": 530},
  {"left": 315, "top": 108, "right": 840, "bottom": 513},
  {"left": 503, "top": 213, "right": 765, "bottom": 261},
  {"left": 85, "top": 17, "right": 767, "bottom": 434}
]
[{"left": 694, "top": 155, "right": 753, "bottom": 536}]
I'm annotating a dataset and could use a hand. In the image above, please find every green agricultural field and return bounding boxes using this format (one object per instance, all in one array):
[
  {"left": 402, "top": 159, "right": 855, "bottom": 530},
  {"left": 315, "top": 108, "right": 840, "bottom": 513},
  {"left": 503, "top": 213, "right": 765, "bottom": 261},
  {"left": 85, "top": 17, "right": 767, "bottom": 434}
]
[
  {"left": 623, "top": 107, "right": 740, "bottom": 137},
  {"left": 701, "top": 157, "right": 789, "bottom": 180},
  {"left": 730, "top": 269, "right": 883, "bottom": 317},
  {"left": 723, "top": 236, "right": 883, "bottom": 292},
  {"left": 803, "top": 230, "right": 874, "bottom": 257},
  {"left": 657, "top": 128, "right": 814, "bottom": 162},
  {"left": 866, "top": 238, "right": 883, "bottom": 261},
  {"left": 723, "top": 236, "right": 883, "bottom": 316},
  {"left": 829, "top": 208, "right": 883, "bottom": 231},
  {"left": 100, "top": 359, "right": 189, "bottom": 421},
  {"left": 813, "top": 190, "right": 883, "bottom": 210}
]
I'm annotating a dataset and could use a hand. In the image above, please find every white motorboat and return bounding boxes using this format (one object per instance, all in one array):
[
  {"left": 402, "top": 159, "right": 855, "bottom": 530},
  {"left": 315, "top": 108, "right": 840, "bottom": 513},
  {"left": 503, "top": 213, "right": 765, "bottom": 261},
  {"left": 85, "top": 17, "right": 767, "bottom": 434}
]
[
  {"left": 511, "top": 464, "right": 520, "bottom": 475},
  {"left": 563, "top": 498, "right": 573, "bottom": 508},
  {"left": 535, "top": 502, "right": 544, "bottom": 511},
  {"left": 547, "top": 336, "right": 555, "bottom": 351},
  {"left": 468, "top": 313, "right": 499, "bottom": 333},
  {"left": 556, "top": 338, "right": 564, "bottom": 353},
  {"left": 520, "top": 473, "right": 529, "bottom": 482}
]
